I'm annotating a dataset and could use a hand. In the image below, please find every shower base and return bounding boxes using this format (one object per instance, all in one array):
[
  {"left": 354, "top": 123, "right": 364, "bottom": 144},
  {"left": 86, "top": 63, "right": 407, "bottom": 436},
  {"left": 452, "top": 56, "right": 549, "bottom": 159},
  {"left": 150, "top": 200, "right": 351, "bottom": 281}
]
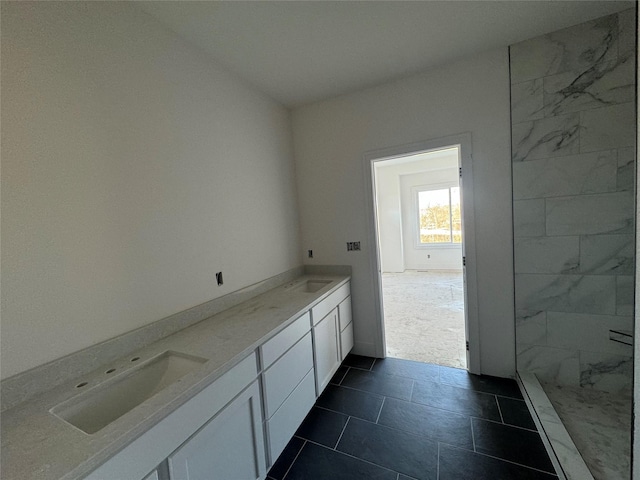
[{"left": 518, "top": 371, "right": 631, "bottom": 480}]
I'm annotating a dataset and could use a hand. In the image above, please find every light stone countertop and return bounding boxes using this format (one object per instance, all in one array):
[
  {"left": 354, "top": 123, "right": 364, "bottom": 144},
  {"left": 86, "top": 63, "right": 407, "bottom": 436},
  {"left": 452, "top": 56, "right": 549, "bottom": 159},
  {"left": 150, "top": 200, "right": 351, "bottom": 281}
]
[{"left": 1, "top": 273, "right": 350, "bottom": 480}]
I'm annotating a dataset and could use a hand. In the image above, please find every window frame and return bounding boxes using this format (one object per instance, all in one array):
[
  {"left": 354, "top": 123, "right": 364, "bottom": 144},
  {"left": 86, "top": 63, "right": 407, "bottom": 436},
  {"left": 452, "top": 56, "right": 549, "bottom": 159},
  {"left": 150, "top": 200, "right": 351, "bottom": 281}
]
[{"left": 412, "top": 182, "right": 461, "bottom": 249}]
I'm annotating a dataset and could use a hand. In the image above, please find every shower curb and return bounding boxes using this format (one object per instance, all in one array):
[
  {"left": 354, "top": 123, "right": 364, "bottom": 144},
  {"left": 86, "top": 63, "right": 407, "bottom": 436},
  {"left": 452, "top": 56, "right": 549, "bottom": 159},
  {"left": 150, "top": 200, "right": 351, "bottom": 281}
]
[{"left": 517, "top": 370, "right": 594, "bottom": 480}]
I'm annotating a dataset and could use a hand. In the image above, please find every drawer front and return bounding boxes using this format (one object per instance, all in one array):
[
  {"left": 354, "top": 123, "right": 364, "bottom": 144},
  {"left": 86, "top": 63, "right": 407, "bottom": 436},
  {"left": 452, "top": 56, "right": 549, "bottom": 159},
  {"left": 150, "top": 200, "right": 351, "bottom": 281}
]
[
  {"left": 340, "top": 321, "right": 354, "bottom": 361},
  {"left": 261, "top": 312, "right": 311, "bottom": 369},
  {"left": 263, "top": 332, "right": 313, "bottom": 418},
  {"left": 266, "top": 369, "right": 316, "bottom": 465},
  {"left": 311, "top": 282, "right": 350, "bottom": 326},
  {"left": 338, "top": 296, "right": 352, "bottom": 331}
]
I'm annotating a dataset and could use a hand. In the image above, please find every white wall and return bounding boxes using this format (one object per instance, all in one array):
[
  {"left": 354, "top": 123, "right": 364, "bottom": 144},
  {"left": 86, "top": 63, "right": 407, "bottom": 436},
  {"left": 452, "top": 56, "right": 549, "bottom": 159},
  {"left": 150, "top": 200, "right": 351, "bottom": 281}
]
[
  {"left": 1, "top": 2, "right": 301, "bottom": 379},
  {"left": 293, "top": 48, "right": 515, "bottom": 377},
  {"left": 374, "top": 165, "right": 405, "bottom": 273},
  {"left": 400, "top": 169, "right": 462, "bottom": 271}
]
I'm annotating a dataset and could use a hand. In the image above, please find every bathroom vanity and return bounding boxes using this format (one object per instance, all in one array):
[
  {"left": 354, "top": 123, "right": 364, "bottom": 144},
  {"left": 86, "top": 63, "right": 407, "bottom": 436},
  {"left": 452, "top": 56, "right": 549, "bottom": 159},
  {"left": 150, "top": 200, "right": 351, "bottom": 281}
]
[{"left": 1, "top": 273, "right": 352, "bottom": 480}]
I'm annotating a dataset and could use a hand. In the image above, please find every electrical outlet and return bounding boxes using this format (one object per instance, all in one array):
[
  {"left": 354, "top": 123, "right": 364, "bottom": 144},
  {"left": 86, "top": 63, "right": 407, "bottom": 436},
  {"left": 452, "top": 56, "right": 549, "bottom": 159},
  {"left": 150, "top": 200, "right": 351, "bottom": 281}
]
[
  {"left": 216, "top": 271, "right": 223, "bottom": 286},
  {"left": 347, "top": 242, "right": 361, "bottom": 251}
]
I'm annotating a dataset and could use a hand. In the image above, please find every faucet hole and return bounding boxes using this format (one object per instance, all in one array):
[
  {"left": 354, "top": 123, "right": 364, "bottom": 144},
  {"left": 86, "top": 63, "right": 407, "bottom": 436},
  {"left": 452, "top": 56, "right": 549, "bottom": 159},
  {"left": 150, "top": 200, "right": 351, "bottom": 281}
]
[
  {"left": 130, "top": 356, "right": 140, "bottom": 362},
  {"left": 105, "top": 368, "right": 116, "bottom": 374},
  {"left": 76, "top": 382, "right": 88, "bottom": 388}
]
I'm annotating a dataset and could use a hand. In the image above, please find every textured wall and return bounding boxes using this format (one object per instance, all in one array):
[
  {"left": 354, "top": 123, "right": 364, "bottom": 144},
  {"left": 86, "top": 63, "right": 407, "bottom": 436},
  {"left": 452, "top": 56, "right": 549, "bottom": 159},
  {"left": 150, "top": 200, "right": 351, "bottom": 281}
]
[{"left": 511, "top": 9, "right": 636, "bottom": 392}]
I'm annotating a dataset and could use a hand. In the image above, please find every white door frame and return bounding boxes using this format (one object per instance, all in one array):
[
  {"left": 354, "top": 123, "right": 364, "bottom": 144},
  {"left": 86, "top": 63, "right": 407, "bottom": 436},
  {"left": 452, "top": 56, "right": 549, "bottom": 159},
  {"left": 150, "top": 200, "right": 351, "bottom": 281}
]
[{"left": 362, "top": 133, "right": 481, "bottom": 374}]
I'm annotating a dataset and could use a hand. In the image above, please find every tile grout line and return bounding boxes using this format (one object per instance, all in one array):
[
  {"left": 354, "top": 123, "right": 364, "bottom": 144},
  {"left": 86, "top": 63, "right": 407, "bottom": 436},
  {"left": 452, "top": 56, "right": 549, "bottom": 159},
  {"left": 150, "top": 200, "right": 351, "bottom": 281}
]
[
  {"left": 408, "top": 379, "right": 415, "bottom": 401},
  {"left": 333, "top": 416, "right": 351, "bottom": 450},
  {"left": 470, "top": 417, "right": 476, "bottom": 453},
  {"left": 281, "top": 439, "right": 307, "bottom": 480},
  {"left": 375, "top": 396, "right": 386, "bottom": 424},
  {"left": 304, "top": 438, "right": 401, "bottom": 477},
  {"left": 440, "top": 441, "right": 559, "bottom": 476},
  {"left": 469, "top": 413, "right": 539, "bottom": 432},
  {"left": 470, "top": 449, "right": 560, "bottom": 476},
  {"left": 495, "top": 395, "right": 505, "bottom": 424}
]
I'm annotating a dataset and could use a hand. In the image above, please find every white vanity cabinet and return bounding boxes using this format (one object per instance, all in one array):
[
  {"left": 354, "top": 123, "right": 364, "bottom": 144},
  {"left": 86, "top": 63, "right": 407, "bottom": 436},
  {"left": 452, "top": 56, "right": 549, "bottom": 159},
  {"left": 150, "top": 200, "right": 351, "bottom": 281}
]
[
  {"left": 260, "top": 312, "right": 315, "bottom": 466},
  {"left": 143, "top": 470, "right": 160, "bottom": 480},
  {"left": 82, "top": 279, "right": 352, "bottom": 480},
  {"left": 338, "top": 296, "right": 354, "bottom": 360},
  {"left": 311, "top": 282, "right": 351, "bottom": 394},
  {"left": 167, "top": 380, "right": 265, "bottom": 480},
  {"left": 84, "top": 354, "right": 264, "bottom": 480}
]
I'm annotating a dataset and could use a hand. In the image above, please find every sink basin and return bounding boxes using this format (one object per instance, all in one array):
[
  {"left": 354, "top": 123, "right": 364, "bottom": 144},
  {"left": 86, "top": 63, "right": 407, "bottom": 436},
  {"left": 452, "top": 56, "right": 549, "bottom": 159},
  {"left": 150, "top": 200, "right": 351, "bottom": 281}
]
[
  {"left": 51, "top": 351, "right": 207, "bottom": 434},
  {"left": 294, "top": 279, "right": 331, "bottom": 293}
]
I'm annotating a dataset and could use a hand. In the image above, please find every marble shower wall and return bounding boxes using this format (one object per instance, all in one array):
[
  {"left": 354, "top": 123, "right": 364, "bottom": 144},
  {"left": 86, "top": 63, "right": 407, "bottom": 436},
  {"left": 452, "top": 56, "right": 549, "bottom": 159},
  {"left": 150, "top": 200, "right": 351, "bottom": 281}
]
[{"left": 511, "top": 9, "right": 636, "bottom": 393}]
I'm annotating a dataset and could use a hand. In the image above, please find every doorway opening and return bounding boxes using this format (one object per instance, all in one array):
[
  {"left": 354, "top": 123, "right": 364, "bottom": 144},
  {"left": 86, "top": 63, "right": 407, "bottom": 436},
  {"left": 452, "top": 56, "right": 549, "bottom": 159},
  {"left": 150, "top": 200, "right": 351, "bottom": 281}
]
[{"left": 366, "top": 137, "right": 477, "bottom": 372}]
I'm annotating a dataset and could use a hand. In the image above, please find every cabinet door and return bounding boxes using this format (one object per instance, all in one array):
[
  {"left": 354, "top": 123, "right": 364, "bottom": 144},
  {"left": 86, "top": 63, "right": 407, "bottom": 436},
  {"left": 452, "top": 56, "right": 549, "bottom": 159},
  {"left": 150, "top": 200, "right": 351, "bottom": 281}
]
[
  {"left": 143, "top": 470, "right": 160, "bottom": 480},
  {"left": 168, "top": 381, "right": 266, "bottom": 480},
  {"left": 313, "top": 308, "right": 340, "bottom": 395}
]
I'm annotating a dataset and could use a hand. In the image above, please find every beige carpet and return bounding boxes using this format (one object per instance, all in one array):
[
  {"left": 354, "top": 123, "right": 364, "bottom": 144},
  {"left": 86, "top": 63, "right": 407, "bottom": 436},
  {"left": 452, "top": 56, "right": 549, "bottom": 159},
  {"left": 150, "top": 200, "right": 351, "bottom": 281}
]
[{"left": 381, "top": 271, "right": 466, "bottom": 369}]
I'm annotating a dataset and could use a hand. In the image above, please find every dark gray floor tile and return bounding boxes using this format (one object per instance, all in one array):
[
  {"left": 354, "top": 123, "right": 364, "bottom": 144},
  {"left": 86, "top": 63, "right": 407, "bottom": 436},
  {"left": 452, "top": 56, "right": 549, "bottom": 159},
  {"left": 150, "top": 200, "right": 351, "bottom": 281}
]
[
  {"left": 439, "top": 367, "right": 523, "bottom": 399},
  {"left": 341, "top": 368, "right": 414, "bottom": 400},
  {"left": 498, "top": 396, "right": 537, "bottom": 430},
  {"left": 439, "top": 444, "right": 558, "bottom": 479},
  {"left": 267, "top": 436, "right": 304, "bottom": 480},
  {"left": 472, "top": 418, "right": 555, "bottom": 473},
  {"left": 377, "top": 397, "right": 473, "bottom": 448},
  {"left": 315, "top": 384, "right": 384, "bottom": 422},
  {"left": 398, "top": 476, "right": 419, "bottom": 480},
  {"left": 411, "top": 379, "right": 501, "bottom": 421},
  {"left": 295, "top": 407, "right": 349, "bottom": 448},
  {"left": 336, "top": 417, "right": 438, "bottom": 480},
  {"left": 343, "top": 354, "right": 376, "bottom": 370},
  {"left": 285, "top": 442, "right": 397, "bottom": 480},
  {"left": 371, "top": 357, "right": 440, "bottom": 382},
  {"left": 330, "top": 365, "right": 349, "bottom": 385}
]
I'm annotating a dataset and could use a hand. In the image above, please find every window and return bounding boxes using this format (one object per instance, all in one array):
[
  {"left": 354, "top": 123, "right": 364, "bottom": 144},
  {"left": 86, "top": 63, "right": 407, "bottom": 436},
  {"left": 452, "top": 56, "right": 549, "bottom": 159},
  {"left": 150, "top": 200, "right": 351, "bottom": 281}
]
[{"left": 417, "top": 186, "right": 461, "bottom": 245}]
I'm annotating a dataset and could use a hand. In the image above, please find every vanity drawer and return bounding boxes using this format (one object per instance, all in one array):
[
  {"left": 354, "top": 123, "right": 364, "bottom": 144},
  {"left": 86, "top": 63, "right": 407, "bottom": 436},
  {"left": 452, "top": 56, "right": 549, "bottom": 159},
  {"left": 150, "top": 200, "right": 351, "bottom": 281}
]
[
  {"left": 263, "top": 332, "right": 313, "bottom": 418},
  {"left": 338, "top": 296, "right": 352, "bottom": 331},
  {"left": 311, "top": 282, "right": 350, "bottom": 326},
  {"left": 260, "top": 312, "right": 311, "bottom": 369},
  {"left": 266, "top": 369, "right": 316, "bottom": 464}
]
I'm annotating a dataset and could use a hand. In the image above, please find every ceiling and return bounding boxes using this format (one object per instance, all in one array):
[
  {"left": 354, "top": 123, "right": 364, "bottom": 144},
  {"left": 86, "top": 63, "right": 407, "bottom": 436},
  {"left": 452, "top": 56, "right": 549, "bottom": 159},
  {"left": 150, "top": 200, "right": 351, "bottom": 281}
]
[{"left": 137, "top": 1, "right": 633, "bottom": 108}]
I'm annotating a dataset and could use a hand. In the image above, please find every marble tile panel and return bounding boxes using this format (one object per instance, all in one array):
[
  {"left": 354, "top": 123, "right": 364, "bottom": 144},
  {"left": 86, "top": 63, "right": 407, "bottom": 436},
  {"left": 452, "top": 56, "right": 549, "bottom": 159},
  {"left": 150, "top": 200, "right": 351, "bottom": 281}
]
[
  {"left": 510, "top": 78, "right": 544, "bottom": 123},
  {"left": 514, "top": 236, "right": 579, "bottom": 274},
  {"left": 512, "top": 150, "right": 617, "bottom": 200},
  {"left": 616, "top": 275, "right": 634, "bottom": 316},
  {"left": 543, "top": 54, "right": 635, "bottom": 116},
  {"left": 541, "top": 382, "right": 631, "bottom": 480},
  {"left": 580, "top": 102, "right": 636, "bottom": 153},
  {"left": 510, "top": 13, "right": 618, "bottom": 84},
  {"left": 513, "top": 199, "right": 545, "bottom": 237},
  {"left": 516, "top": 344, "right": 580, "bottom": 386},
  {"left": 579, "top": 234, "right": 634, "bottom": 275},
  {"left": 546, "top": 312, "right": 633, "bottom": 355},
  {"left": 618, "top": 9, "right": 637, "bottom": 56},
  {"left": 515, "top": 274, "right": 616, "bottom": 315},
  {"left": 512, "top": 113, "right": 580, "bottom": 162},
  {"left": 616, "top": 146, "right": 635, "bottom": 192},
  {"left": 546, "top": 191, "right": 634, "bottom": 235},
  {"left": 516, "top": 310, "right": 547, "bottom": 346},
  {"left": 579, "top": 351, "right": 633, "bottom": 393}
]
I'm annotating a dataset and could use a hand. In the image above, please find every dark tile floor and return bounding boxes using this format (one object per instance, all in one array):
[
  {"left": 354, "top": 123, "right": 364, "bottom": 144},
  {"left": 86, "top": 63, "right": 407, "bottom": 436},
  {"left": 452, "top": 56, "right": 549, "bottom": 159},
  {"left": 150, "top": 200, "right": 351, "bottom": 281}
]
[{"left": 267, "top": 354, "right": 557, "bottom": 480}]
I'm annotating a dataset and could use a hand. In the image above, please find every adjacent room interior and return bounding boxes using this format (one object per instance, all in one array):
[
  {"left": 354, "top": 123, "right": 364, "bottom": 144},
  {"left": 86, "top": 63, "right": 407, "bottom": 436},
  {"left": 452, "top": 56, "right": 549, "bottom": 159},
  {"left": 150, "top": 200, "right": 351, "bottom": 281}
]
[{"left": 372, "top": 147, "right": 467, "bottom": 369}]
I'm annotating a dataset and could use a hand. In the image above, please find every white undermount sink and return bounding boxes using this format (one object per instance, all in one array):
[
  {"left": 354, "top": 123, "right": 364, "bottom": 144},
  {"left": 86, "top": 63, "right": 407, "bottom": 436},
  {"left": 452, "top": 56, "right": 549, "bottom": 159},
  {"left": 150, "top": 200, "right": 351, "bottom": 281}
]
[
  {"left": 51, "top": 351, "right": 207, "bottom": 434},
  {"left": 294, "top": 279, "right": 332, "bottom": 293}
]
